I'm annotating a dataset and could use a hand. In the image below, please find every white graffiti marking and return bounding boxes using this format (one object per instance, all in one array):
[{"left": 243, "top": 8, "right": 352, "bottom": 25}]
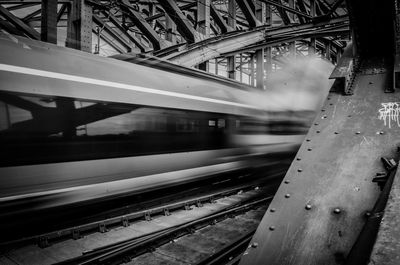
[{"left": 378, "top": 102, "right": 400, "bottom": 128}]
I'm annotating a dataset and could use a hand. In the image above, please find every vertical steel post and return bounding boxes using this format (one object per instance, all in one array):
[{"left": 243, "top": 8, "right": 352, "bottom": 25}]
[
  {"left": 66, "top": 0, "right": 92, "bottom": 52},
  {"left": 41, "top": 0, "right": 58, "bottom": 44}
]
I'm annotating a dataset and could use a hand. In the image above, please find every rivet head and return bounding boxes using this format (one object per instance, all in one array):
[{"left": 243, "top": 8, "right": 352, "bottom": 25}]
[
  {"left": 284, "top": 180, "right": 290, "bottom": 184},
  {"left": 307, "top": 148, "right": 312, "bottom": 151},
  {"left": 365, "top": 211, "right": 371, "bottom": 217},
  {"left": 334, "top": 132, "right": 339, "bottom": 134},
  {"left": 316, "top": 130, "right": 321, "bottom": 133},
  {"left": 355, "top": 131, "right": 361, "bottom": 135},
  {"left": 305, "top": 204, "right": 312, "bottom": 210},
  {"left": 348, "top": 115, "right": 352, "bottom": 117},
  {"left": 328, "top": 97, "right": 331, "bottom": 100},
  {"left": 314, "top": 123, "right": 319, "bottom": 125},
  {"left": 269, "top": 226, "right": 275, "bottom": 231},
  {"left": 379, "top": 131, "right": 384, "bottom": 135},
  {"left": 296, "top": 157, "right": 301, "bottom": 160},
  {"left": 270, "top": 208, "right": 276, "bottom": 212},
  {"left": 321, "top": 109, "right": 326, "bottom": 112},
  {"left": 285, "top": 194, "right": 291, "bottom": 198},
  {"left": 306, "top": 139, "right": 311, "bottom": 142},
  {"left": 251, "top": 242, "right": 258, "bottom": 248},
  {"left": 334, "top": 208, "right": 341, "bottom": 214},
  {"left": 297, "top": 169, "right": 303, "bottom": 172},
  {"left": 329, "top": 103, "right": 333, "bottom": 106}
]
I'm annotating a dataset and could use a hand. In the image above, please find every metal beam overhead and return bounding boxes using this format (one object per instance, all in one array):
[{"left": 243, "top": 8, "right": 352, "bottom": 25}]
[
  {"left": 105, "top": 11, "right": 150, "bottom": 53},
  {"left": 156, "top": 0, "right": 199, "bottom": 43},
  {"left": 210, "top": 2, "right": 233, "bottom": 34},
  {"left": 235, "top": 0, "right": 262, "bottom": 28},
  {"left": 120, "top": 0, "right": 166, "bottom": 50},
  {"left": 92, "top": 14, "right": 133, "bottom": 52},
  {"left": 165, "top": 15, "right": 349, "bottom": 67},
  {"left": 0, "top": 4, "right": 40, "bottom": 39},
  {"left": 260, "top": 0, "right": 313, "bottom": 19}
]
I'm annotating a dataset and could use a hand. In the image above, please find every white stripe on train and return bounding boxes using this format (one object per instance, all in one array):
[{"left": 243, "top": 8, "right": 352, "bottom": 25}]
[{"left": 0, "top": 63, "right": 258, "bottom": 110}]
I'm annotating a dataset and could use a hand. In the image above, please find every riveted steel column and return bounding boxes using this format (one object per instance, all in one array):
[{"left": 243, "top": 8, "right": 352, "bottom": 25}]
[
  {"left": 197, "top": 0, "right": 210, "bottom": 71},
  {"left": 255, "top": 1, "right": 265, "bottom": 89},
  {"left": 166, "top": 14, "right": 176, "bottom": 44},
  {"left": 66, "top": 0, "right": 92, "bottom": 52},
  {"left": 197, "top": 0, "right": 210, "bottom": 37},
  {"left": 227, "top": 0, "right": 236, "bottom": 80},
  {"left": 288, "top": 0, "right": 296, "bottom": 58},
  {"left": 326, "top": 41, "right": 331, "bottom": 61},
  {"left": 250, "top": 54, "right": 255, "bottom": 86},
  {"left": 265, "top": 3, "right": 272, "bottom": 87},
  {"left": 41, "top": 0, "right": 57, "bottom": 44},
  {"left": 309, "top": 0, "right": 316, "bottom": 56}
]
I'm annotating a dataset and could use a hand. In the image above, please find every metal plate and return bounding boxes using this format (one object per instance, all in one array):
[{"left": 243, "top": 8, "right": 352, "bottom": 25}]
[{"left": 239, "top": 60, "right": 400, "bottom": 265}]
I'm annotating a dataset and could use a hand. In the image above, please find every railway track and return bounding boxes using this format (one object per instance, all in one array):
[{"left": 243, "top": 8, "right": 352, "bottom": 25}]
[{"left": 0, "top": 182, "right": 274, "bottom": 265}]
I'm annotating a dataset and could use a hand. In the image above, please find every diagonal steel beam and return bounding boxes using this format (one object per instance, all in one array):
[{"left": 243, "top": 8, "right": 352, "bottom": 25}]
[
  {"left": 22, "top": 8, "right": 41, "bottom": 22},
  {"left": 104, "top": 11, "right": 151, "bottom": 53},
  {"left": 0, "top": 4, "right": 40, "bottom": 39},
  {"left": 235, "top": 0, "right": 262, "bottom": 28},
  {"left": 156, "top": 0, "right": 199, "bottom": 43},
  {"left": 120, "top": 0, "right": 166, "bottom": 50},
  {"left": 272, "top": 0, "right": 291, "bottom": 24},
  {"left": 324, "top": 0, "right": 345, "bottom": 17},
  {"left": 260, "top": 0, "right": 312, "bottom": 19},
  {"left": 93, "top": 14, "right": 133, "bottom": 52},
  {"left": 92, "top": 26, "right": 125, "bottom": 54},
  {"left": 57, "top": 3, "right": 68, "bottom": 23},
  {"left": 145, "top": 2, "right": 196, "bottom": 22},
  {"left": 210, "top": 2, "right": 233, "bottom": 34}
]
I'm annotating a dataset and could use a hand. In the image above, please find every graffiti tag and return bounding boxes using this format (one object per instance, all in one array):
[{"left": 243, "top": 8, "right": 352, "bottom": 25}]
[{"left": 378, "top": 102, "right": 400, "bottom": 128}]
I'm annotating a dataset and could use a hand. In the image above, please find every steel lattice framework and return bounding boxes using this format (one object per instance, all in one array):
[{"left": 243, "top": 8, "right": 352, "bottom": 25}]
[{"left": 0, "top": 0, "right": 349, "bottom": 88}]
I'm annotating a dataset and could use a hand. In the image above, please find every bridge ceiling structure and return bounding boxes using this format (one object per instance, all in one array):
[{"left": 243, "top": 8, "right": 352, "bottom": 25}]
[{"left": 0, "top": 0, "right": 349, "bottom": 89}]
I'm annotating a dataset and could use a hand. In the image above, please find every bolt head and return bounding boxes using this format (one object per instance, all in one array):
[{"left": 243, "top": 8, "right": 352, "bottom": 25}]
[
  {"left": 334, "top": 208, "right": 341, "bottom": 214},
  {"left": 305, "top": 204, "right": 312, "bottom": 210},
  {"left": 356, "top": 131, "right": 361, "bottom": 135}
]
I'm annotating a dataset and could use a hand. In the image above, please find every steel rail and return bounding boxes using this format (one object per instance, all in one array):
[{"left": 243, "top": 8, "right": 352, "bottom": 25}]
[{"left": 55, "top": 196, "right": 273, "bottom": 265}]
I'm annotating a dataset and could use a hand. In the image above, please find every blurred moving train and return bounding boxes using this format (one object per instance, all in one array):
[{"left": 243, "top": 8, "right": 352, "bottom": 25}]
[{"left": 0, "top": 33, "right": 312, "bottom": 213}]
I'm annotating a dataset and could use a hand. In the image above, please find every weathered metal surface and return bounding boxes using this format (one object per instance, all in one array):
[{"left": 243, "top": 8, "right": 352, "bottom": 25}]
[
  {"left": 329, "top": 43, "right": 360, "bottom": 95},
  {"left": 166, "top": 16, "right": 348, "bottom": 67},
  {"left": 368, "top": 164, "right": 400, "bottom": 265},
  {"left": 239, "top": 58, "right": 400, "bottom": 265}
]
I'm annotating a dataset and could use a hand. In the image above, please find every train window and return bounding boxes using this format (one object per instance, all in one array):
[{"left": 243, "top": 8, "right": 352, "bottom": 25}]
[
  {"left": 235, "top": 120, "right": 240, "bottom": 128},
  {"left": 0, "top": 93, "right": 230, "bottom": 166},
  {"left": 217, "top": 119, "right": 225, "bottom": 128}
]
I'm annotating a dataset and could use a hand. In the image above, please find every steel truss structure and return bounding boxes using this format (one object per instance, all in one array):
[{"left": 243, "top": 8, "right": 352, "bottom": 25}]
[{"left": 0, "top": 0, "right": 348, "bottom": 88}]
